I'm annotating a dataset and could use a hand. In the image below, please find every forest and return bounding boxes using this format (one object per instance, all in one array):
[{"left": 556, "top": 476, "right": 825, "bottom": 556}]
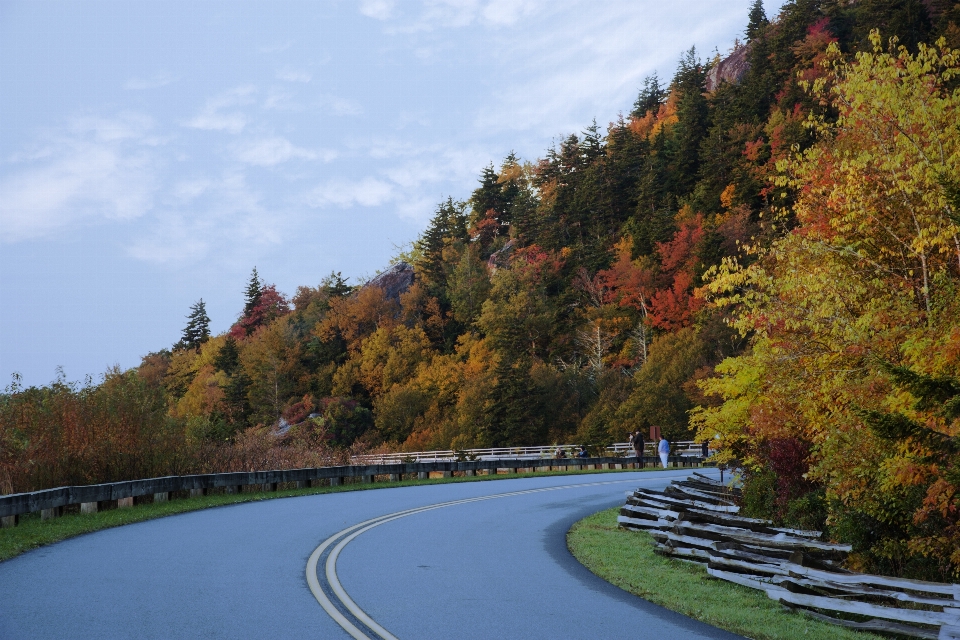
[{"left": 3, "top": 0, "right": 960, "bottom": 580}]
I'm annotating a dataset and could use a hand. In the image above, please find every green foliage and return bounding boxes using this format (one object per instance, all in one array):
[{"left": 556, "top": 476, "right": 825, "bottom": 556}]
[
  {"left": 616, "top": 328, "right": 708, "bottom": 441},
  {"left": 243, "top": 267, "right": 262, "bottom": 317},
  {"left": 175, "top": 299, "right": 211, "bottom": 351}
]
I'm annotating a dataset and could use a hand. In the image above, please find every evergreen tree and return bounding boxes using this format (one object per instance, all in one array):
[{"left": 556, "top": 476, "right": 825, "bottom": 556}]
[
  {"left": 632, "top": 73, "right": 667, "bottom": 118},
  {"left": 580, "top": 119, "right": 603, "bottom": 163},
  {"left": 484, "top": 356, "right": 545, "bottom": 446},
  {"left": 214, "top": 336, "right": 240, "bottom": 374},
  {"left": 746, "top": 0, "right": 769, "bottom": 41},
  {"left": 321, "top": 271, "right": 353, "bottom": 298},
  {"left": 417, "top": 198, "right": 468, "bottom": 293},
  {"left": 175, "top": 299, "right": 211, "bottom": 351},
  {"left": 243, "top": 268, "right": 262, "bottom": 317},
  {"left": 669, "top": 47, "right": 709, "bottom": 198},
  {"left": 471, "top": 164, "right": 504, "bottom": 224}
]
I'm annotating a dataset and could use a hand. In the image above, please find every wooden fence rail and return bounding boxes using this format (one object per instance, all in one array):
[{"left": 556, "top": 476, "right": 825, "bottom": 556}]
[
  {"left": 0, "top": 454, "right": 706, "bottom": 527},
  {"left": 352, "top": 441, "right": 706, "bottom": 464},
  {"left": 618, "top": 473, "right": 960, "bottom": 640}
]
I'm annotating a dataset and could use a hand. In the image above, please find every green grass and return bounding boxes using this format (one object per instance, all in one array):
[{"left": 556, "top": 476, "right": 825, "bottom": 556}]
[
  {"left": 567, "top": 507, "right": 884, "bottom": 640},
  {"left": 0, "top": 465, "right": 666, "bottom": 563}
]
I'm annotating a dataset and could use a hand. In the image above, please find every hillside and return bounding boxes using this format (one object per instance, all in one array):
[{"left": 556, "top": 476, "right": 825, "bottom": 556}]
[{"left": 3, "top": 0, "right": 960, "bottom": 580}]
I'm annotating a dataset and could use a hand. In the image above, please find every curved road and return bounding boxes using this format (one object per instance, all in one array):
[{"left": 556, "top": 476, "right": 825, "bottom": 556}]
[{"left": 0, "top": 469, "right": 741, "bottom": 639}]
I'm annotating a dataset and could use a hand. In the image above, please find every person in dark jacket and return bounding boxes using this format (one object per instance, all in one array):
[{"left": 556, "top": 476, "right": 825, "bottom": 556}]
[{"left": 631, "top": 430, "right": 645, "bottom": 463}]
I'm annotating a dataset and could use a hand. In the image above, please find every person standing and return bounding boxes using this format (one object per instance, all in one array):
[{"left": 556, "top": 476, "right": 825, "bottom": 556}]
[
  {"left": 631, "top": 430, "right": 645, "bottom": 465},
  {"left": 658, "top": 435, "right": 670, "bottom": 469}
]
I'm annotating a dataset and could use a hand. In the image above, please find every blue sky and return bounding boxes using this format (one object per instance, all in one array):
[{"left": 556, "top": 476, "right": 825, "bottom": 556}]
[{"left": 0, "top": 0, "right": 786, "bottom": 387}]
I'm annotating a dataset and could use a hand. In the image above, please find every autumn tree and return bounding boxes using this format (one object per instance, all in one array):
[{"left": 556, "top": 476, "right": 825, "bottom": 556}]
[{"left": 696, "top": 33, "right": 960, "bottom": 579}]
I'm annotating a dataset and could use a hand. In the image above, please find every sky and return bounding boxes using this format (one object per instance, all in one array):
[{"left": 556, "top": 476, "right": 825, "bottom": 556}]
[{"left": 0, "top": 0, "right": 788, "bottom": 388}]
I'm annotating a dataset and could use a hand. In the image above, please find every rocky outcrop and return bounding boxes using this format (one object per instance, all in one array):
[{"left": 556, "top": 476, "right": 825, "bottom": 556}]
[
  {"left": 486, "top": 239, "right": 515, "bottom": 272},
  {"left": 363, "top": 262, "right": 415, "bottom": 302},
  {"left": 705, "top": 43, "right": 751, "bottom": 92}
]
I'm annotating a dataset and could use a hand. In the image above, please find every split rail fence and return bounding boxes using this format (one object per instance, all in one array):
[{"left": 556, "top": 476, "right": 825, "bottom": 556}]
[{"left": 619, "top": 473, "right": 960, "bottom": 640}]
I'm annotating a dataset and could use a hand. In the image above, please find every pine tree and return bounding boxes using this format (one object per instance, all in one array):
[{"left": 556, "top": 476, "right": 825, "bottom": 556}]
[
  {"left": 471, "top": 164, "right": 504, "bottom": 223},
  {"left": 484, "top": 356, "right": 545, "bottom": 446},
  {"left": 321, "top": 271, "right": 353, "bottom": 298},
  {"left": 243, "top": 267, "right": 262, "bottom": 317},
  {"left": 670, "top": 47, "right": 709, "bottom": 198},
  {"left": 417, "top": 198, "right": 468, "bottom": 292},
  {"left": 746, "top": 0, "right": 769, "bottom": 41},
  {"left": 175, "top": 299, "right": 211, "bottom": 351},
  {"left": 214, "top": 336, "right": 240, "bottom": 374},
  {"left": 632, "top": 73, "right": 667, "bottom": 118}
]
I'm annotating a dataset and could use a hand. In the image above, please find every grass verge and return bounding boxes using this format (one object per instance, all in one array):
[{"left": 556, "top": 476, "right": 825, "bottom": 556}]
[
  {"left": 567, "top": 507, "right": 883, "bottom": 640},
  {"left": 0, "top": 466, "right": 667, "bottom": 563}
]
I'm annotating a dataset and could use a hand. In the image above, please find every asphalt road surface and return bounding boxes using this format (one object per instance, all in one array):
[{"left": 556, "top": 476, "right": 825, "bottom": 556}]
[{"left": 0, "top": 469, "right": 742, "bottom": 639}]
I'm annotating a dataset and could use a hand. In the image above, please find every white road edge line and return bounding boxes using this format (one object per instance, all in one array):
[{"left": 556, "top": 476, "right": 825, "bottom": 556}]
[{"left": 306, "top": 471, "right": 715, "bottom": 639}]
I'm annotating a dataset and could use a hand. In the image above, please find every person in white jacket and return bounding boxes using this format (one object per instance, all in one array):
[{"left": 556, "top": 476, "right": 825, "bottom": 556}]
[{"left": 658, "top": 435, "right": 670, "bottom": 469}]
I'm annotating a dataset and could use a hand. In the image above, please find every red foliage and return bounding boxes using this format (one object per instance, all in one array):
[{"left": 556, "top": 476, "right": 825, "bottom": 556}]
[
  {"left": 648, "top": 271, "right": 704, "bottom": 330},
  {"left": 767, "top": 437, "right": 815, "bottom": 512},
  {"left": 597, "top": 245, "right": 655, "bottom": 312},
  {"left": 656, "top": 215, "right": 704, "bottom": 275},
  {"left": 470, "top": 209, "right": 502, "bottom": 247},
  {"left": 646, "top": 216, "right": 706, "bottom": 329},
  {"left": 230, "top": 284, "right": 291, "bottom": 339}
]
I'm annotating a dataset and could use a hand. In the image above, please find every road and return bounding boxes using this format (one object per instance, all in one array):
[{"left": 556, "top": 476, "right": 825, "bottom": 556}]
[{"left": 0, "top": 469, "right": 741, "bottom": 639}]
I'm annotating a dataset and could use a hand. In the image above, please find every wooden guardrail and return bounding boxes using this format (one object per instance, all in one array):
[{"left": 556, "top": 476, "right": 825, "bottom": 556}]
[
  {"left": 353, "top": 441, "right": 705, "bottom": 464},
  {"left": 0, "top": 454, "right": 707, "bottom": 528},
  {"left": 618, "top": 473, "right": 960, "bottom": 640}
]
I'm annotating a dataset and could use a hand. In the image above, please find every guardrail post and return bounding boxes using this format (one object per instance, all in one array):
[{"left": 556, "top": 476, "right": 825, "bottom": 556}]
[
  {"left": 418, "top": 472, "right": 428, "bottom": 479},
  {"left": 1, "top": 515, "right": 18, "bottom": 528},
  {"left": 330, "top": 477, "right": 341, "bottom": 486},
  {"left": 189, "top": 489, "right": 206, "bottom": 498},
  {"left": 464, "top": 469, "right": 475, "bottom": 476},
  {"left": 154, "top": 491, "right": 170, "bottom": 502},
  {"left": 118, "top": 497, "right": 134, "bottom": 508},
  {"left": 388, "top": 474, "right": 400, "bottom": 482},
  {"left": 361, "top": 475, "right": 373, "bottom": 483},
  {"left": 81, "top": 501, "right": 98, "bottom": 514},
  {"left": 41, "top": 507, "right": 62, "bottom": 521}
]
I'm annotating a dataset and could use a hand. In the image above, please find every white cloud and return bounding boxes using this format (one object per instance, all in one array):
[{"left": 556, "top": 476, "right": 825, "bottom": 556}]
[
  {"left": 276, "top": 69, "right": 312, "bottom": 83},
  {"left": 326, "top": 97, "right": 363, "bottom": 116},
  {"left": 305, "top": 177, "right": 395, "bottom": 208},
  {"left": 172, "top": 179, "right": 212, "bottom": 201},
  {"left": 233, "top": 136, "right": 333, "bottom": 166},
  {"left": 125, "top": 73, "right": 178, "bottom": 90},
  {"left": 359, "top": 0, "right": 396, "bottom": 20},
  {"left": 481, "top": 0, "right": 541, "bottom": 25},
  {"left": 127, "top": 171, "right": 284, "bottom": 264},
  {"left": 471, "top": 0, "right": 745, "bottom": 135},
  {"left": 364, "top": 0, "right": 543, "bottom": 32},
  {"left": 0, "top": 114, "right": 160, "bottom": 243},
  {"left": 185, "top": 86, "right": 257, "bottom": 134}
]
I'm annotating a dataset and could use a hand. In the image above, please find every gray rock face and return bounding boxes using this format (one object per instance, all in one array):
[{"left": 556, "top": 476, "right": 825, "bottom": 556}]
[
  {"left": 486, "top": 239, "right": 515, "bottom": 272},
  {"left": 364, "top": 262, "right": 415, "bottom": 302},
  {"left": 705, "top": 43, "right": 751, "bottom": 92}
]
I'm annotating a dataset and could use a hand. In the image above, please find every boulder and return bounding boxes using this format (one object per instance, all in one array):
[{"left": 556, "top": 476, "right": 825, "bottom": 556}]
[
  {"left": 486, "top": 239, "right": 515, "bottom": 272},
  {"left": 363, "top": 262, "right": 415, "bottom": 302},
  {"left": 705, "top": 43, "right": 751, "bottom": 92}
]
